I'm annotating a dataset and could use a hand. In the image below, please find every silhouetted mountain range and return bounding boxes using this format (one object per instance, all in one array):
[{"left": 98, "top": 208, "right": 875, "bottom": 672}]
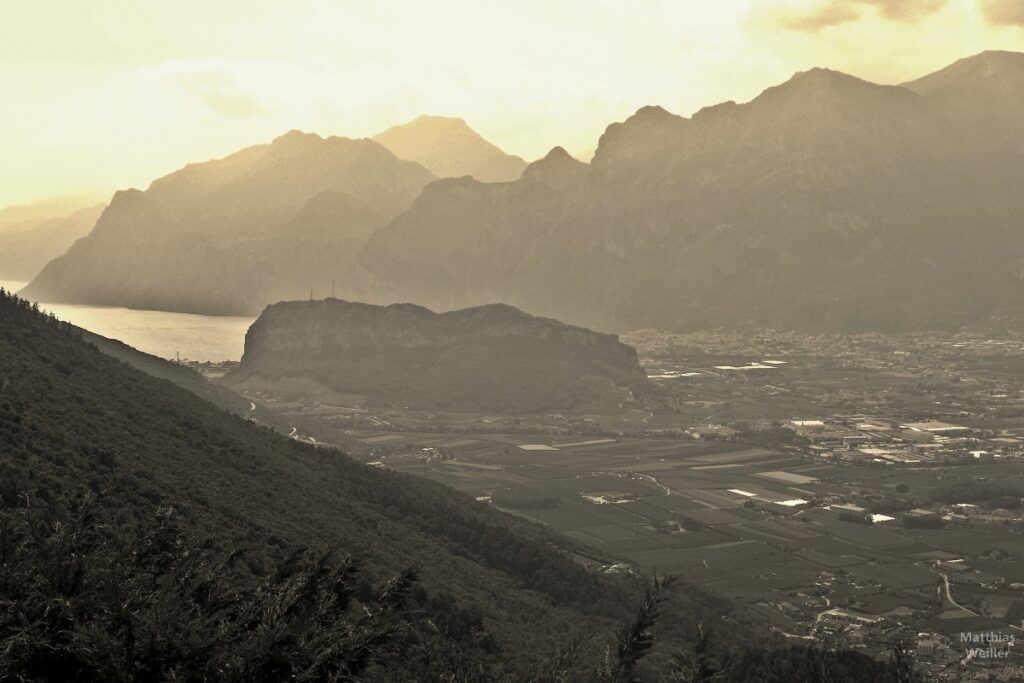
[
  {"left": 0, "top": 194, "right": 107, "bottom": 232},
  {"left": 0, "top": 203, "right": 104, "bottom": 281},
  {"left": 374, "top": 115, "right": 526, "bottom": 182},
  {"left": 21, "top": 51, "right": 1024, "bottom": 331},
  {"left": 21, "top": 132, "right": 435, "bottom": 314},
  {"left": 364, "top": 51, "right": 1024, "bottom": 332},
  {"left": 226, "top": 299, "right": 655, "bottom": 413}
]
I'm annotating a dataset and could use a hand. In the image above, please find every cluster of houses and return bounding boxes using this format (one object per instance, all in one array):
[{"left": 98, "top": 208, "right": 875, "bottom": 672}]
[{"left": 784, "top": 417, "right": 1023, "bottom": 466}]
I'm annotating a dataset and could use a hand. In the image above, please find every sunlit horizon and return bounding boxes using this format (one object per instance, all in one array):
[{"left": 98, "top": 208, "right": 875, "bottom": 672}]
[{"left": 3, "top": 0, "right": 1023, "bottom": 207}]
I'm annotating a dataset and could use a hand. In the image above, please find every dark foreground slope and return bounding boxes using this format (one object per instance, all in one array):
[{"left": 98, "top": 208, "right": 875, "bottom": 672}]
[
  {"left": 0, "top": 294, "right": 918, "bottom": 681},
  {"left": 225, "top": 299, "right": 656, "bottom": 413},
  {"left": 0, "top": 292, "right": 631, "bottom": 679},
  {"left": 77, "top": 327, "right": 250, "bottom": 415}
]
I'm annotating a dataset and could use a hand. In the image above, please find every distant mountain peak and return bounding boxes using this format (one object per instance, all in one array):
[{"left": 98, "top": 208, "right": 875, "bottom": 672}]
[
  {"left": 750, "top": 66, "right": 917, "bottom": 114},
  {"left": 944, "top": 49, "right": 1024, "bottom": 71},
  {"left": 903, "top": 49, "right": 1024, "bottom": 95},
  {"left": 410, "top": 114, "right": 471, "bottom": 128},
  {"left": 373, "top": 116, "right": 526, "bottom": 182},
  {"left": 591, "top": 105, "right": 688, "bottom": 170},
  {"left": 265, "top": 130, "right": 340, "bottom": 160},
  {"left": 774, "top": 66, "right": 884, "bottom": 93},
  {"left": 522, "top": 146, "right": 588, "bottom": 188},
  {"left": 630, "top": 104, "right": 682, "bottom": 123},
  {"left": 272, "top": 129, "right": 323, "bottom": 145},
  {"left": 541, "top": 145, "right": 572, "bottom": 161},
  {"left": 972, "top": 49, "right": 1024, "bottom": 62}
]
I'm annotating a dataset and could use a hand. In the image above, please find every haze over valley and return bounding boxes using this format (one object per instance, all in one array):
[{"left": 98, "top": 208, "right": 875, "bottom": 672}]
[{"left": 5, "top": 3, "right": 1024, "bottom": 680}]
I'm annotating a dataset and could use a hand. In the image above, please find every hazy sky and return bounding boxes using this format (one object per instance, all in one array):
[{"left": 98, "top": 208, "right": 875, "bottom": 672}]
[{"left": 2, "top": 0, "right": 1022, "bottom": 207}]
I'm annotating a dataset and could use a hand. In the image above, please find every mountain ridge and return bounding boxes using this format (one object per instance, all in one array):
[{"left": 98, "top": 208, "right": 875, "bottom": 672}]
[
  {"left": 21, "top": 132, "right": 435, "bottom": 315},
  {"left": 226, "top": 298, "right": 656, "bottom": 413},
  {"left": 374, "top": 114, "right": 527, "bottom": 182},
  {"left": 18, "top": 51, "right": 1024, "bottom": 331},
  {"left": 360, "top": 50, "right": 1024, "bottom": 332}
]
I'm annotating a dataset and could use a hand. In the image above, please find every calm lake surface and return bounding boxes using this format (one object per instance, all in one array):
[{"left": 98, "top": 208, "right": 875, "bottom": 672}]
[{"left": 2, "top": 280, "right": 254, "bottom": 361}]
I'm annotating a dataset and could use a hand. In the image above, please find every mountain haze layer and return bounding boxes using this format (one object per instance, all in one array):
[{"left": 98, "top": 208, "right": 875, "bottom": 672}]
[
  {"left": 374, "top": 115, "right": 527, "bottom": 182},
  {"left": 363, "top": 52, "right": 1024, "bottom": 332},
  {"left": 0, "top": 194, "right": 107, "bottom": 233},
  {"left": 21, "top": 132, "right": 434, "bottom": 314},
  {"left": 20, "top": 51, "right": 1024, "bottom": 332},
  {"left": 0, "top": 203, "right": 105, "bottom": 281},
  {"left": 226, "top": 299, "right": 655, "bottom": 413}
]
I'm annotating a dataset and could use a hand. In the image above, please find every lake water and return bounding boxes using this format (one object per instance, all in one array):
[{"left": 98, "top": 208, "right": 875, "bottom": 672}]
[{"left": 2, "top": 280, "right": 254, "bottom": 361}]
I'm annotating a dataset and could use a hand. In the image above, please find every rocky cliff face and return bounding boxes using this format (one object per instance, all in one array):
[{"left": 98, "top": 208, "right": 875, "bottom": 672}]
[
  {"left": 0, "top": 203, "right": 104, "bottom": 281},
  {"left": 360, "top": 52, "right": 1024, "bottom": 333},
  {"left": 21, "top": 132, "right": 434, "bottom": 315},
  {"left": 227, "top": 299, "right": 654, "bottom": 413}
]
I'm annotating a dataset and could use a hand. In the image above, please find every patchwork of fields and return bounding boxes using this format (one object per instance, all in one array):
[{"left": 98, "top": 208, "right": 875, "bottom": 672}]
[{"left": 355, "top": 430, "right": 1024, "bottom": 641}]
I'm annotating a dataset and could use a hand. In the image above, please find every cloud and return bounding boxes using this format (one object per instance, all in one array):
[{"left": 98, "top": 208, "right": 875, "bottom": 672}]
[
  {"left": 782, "top": 2, "right": 860, "bottom": 30},
  {"left": 778, "top": 0, "right": 949, "bottom": 31},
  {"left": 981, "top": 0, "right": 1024, "bottom": 25},
  {"left": 165, "top": 66, "right": 272, "bottom": 118},
  {"left": 860, "top": 0, "right": 948, "bottom": 21}
]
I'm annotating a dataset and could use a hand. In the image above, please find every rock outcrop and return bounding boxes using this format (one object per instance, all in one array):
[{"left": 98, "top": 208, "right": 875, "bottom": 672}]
[{"left": 226, "top": 299, "right": 655, "bottom": 413}]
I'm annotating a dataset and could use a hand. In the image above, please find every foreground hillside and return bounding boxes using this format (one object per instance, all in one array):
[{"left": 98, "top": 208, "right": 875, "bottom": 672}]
[
  {"left": 226, "top": 299, "right": 656, "bottom": 413},
  {"left": 0, "top": 290, "right": 630, "bottom": 679},
  {"left": 21, "top": 131, "right": 434, "bottom": 315},
  {"left": 0, "top": 292, "right": 918, "bottom": 680},
  {"left": 363, "top": 51, "right": 1024, "bottom": 332}
]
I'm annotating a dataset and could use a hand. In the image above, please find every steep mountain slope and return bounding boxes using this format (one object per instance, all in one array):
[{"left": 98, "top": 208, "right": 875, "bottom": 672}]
[
  {"left": 0, "top": 295, "right": 918, "bottom": 681},
  {"left": 362, "top": 53, "right": 1024, "bottom": 333},
  {"left": 0, "top": 203, "right": 105, "bottom": 280},
  {"left": 77, "top": 327, "right": 250, "bottom": 415},
  {"left": 225, "top": 298, "right": 656, "bottom": 413},
  {"left": 374, "top": 115, "right": 526, "bottom": 182},
  {"left": 902, "top": 50, "right": 1024, "bottom": 288},
  {"left": 0, "top": 291, "right": 636, "bottom": 678},
  {"left": 21, "top": 132, "right": 434, "bottom": 315},
  {"left": 903, "top": 50, "right": 1024, "bottom": 121}
]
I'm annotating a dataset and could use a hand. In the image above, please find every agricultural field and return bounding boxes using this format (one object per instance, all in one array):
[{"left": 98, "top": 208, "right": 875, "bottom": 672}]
[
  {"left": 346, "top": 427, "right": 1024, "bottom": 644},
  {"left": 235, "top": 326, "right": 1024, "bottom": 672}
]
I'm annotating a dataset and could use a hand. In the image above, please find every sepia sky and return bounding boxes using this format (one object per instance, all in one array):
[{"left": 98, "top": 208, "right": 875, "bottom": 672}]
[{"left": 2, "top": 0, "right": 1022, "bottom": 207}]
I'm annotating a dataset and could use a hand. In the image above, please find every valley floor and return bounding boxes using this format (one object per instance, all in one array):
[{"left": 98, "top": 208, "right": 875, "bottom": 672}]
[{"left": 222, "top": 328, "right": 1024, "bottom": 681}]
